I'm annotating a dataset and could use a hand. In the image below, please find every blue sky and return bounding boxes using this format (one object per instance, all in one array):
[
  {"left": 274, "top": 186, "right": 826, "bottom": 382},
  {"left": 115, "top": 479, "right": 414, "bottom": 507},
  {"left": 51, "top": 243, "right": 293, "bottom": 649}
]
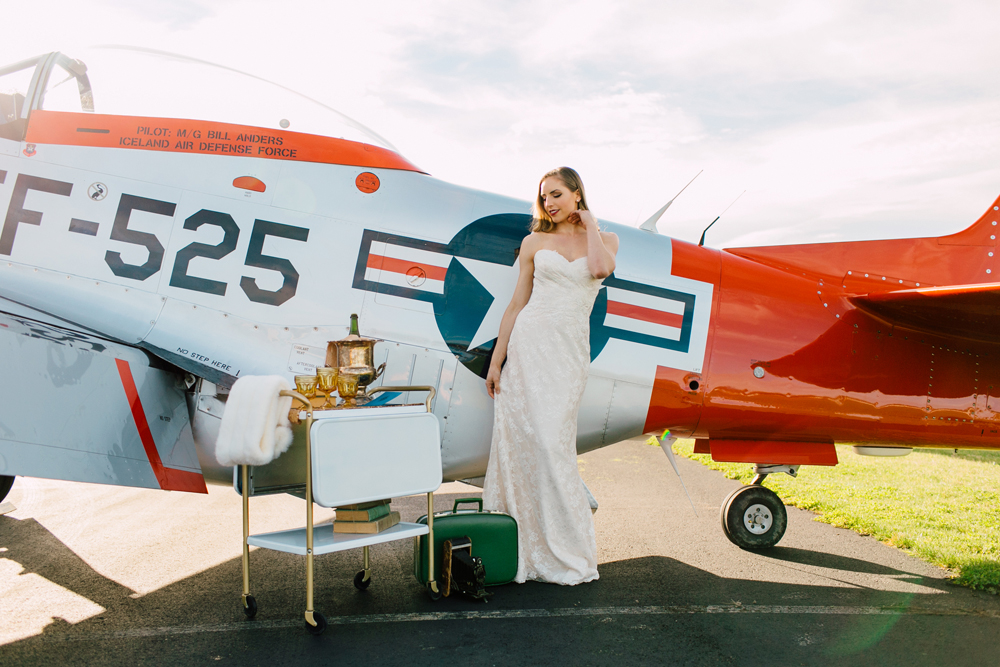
[{"left": 5, "top": 1, "right": 1000, "bottom": 247}]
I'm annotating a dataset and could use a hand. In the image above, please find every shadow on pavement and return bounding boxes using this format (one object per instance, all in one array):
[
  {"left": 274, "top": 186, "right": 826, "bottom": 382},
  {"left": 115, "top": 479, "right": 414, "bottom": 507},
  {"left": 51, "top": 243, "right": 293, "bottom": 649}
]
[{"left": 1, "top": 493, "right": 997, "bottom": 666}]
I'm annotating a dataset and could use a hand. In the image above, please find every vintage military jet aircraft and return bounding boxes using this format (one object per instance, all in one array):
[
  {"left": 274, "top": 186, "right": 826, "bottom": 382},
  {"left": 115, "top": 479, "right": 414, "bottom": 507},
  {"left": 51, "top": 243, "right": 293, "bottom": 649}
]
[{"left": 1, "top": 48, "right": 998, "bottom": 550}]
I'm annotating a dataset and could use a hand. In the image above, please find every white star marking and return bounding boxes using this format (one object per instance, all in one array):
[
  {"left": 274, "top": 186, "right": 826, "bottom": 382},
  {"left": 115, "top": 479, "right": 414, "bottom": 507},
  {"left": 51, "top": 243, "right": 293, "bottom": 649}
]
[{"left": 456, "top": 256, "right": 521, "bottom": 350}]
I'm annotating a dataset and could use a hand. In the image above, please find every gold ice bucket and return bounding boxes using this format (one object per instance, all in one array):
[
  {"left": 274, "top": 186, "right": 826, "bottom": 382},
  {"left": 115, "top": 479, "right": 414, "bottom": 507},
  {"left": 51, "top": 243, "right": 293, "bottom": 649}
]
[
  {"left": 326, "top": 313, "right": 382, "bottom": 369},
  {"left": 326, "top": 314, "right": 385, "bottom": 406}
]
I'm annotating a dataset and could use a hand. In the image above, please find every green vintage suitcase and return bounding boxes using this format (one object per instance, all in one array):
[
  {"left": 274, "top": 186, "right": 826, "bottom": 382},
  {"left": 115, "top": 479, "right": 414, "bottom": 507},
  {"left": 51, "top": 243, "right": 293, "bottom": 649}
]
[{"left": 414, "top": 497, "right": 518, "bottom": 586}]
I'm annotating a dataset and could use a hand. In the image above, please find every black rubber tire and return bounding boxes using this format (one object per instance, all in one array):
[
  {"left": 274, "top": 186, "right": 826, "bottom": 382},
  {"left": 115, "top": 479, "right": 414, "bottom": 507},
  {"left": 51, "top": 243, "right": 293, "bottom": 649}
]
[
  {"left": 306, "top": 612, "right": 327, "bottom": 635},
  {"left": 426, "top": 582, "right": 442, "bottom": 601},
  {"left": 719, "top": 487, "right": 744, "bottom": 539},
  {"left": 354, "top": 571, "right": 371, "bottom": 591},
  {"left": 722, "top": 485, "right": 787, "bottom": 550},
  {"left": 243, "top": 594, "right": 257, "bottom": 619},
  {"left": 0, "top": 476, "right": 14, "bottom": 504}
]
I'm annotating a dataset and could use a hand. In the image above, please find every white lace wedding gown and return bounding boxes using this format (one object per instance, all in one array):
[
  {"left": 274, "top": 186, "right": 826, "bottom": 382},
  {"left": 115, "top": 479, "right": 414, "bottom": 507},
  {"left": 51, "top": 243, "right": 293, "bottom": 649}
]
[{"left": 482, "top": 248, "right": 604, "bottom": 585}]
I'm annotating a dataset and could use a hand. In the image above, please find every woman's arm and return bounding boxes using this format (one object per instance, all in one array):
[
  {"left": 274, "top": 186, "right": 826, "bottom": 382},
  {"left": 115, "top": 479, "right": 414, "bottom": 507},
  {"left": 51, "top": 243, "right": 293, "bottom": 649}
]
[
  {"left": 574, "top": 211, "right": 619, "bottom": 279},
  {"left": 486, "top": 236, "right": 538, "bottom": 398}
]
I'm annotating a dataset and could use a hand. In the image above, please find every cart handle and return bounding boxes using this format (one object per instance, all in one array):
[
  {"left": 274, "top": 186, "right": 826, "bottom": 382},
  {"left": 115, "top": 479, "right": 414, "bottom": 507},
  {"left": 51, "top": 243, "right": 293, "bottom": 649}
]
[
  {"left": 453, "top": 497, "right": 483, "bottom": 512},
  {"left": 366, "top": 385, "right": 436, "bottom": 413},
  {"left": 280, "top": 389, "right": 314, "bottom": 417}
]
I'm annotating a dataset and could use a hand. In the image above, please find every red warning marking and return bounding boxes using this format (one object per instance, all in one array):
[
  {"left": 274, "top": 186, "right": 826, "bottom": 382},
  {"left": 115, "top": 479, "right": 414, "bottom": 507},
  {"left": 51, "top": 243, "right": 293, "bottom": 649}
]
[
  {"left": 115, "top": 359, "right": 208, "bottom": 493},
  {"left": 356, "top": 172, "right": 380, "bottom": 193},
  {"left": 233, "top": 176, "right": 266, "bottom": 192}
]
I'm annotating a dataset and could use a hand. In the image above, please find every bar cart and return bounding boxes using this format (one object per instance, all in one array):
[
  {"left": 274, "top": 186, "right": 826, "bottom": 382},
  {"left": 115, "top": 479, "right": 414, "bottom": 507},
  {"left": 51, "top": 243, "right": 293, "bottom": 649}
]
[{"left": 237, "top": 386, "right": 442, "bottom": 635}]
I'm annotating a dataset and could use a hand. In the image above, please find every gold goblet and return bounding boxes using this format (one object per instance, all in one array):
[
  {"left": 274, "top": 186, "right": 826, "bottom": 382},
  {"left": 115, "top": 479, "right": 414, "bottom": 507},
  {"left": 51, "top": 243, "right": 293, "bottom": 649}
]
[
  {"left": 316, "top": 367, "right": 338, "bottom": 409},
  {"left": 294, "top": 374, "right": 318, "bottom": 398},
  {"left": 336, "top": 369, "right": 364, "bottom": 407}
]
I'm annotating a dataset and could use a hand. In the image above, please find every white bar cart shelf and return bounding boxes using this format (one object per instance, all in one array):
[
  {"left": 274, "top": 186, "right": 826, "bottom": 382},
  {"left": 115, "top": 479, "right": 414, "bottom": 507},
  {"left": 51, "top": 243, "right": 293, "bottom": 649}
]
[{"left": 238, "top": 386, "right": 443, "bottom": 635}]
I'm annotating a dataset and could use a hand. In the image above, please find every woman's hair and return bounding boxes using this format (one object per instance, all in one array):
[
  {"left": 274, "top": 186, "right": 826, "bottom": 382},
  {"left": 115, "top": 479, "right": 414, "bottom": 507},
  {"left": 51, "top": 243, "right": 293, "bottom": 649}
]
[{"left": 530, "top": 167, "right": 589, "bottom": 233}]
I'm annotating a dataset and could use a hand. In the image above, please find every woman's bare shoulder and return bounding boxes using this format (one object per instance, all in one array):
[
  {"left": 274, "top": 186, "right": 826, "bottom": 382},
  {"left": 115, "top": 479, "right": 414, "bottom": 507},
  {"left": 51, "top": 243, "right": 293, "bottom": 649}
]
[{"left": 520, "top": 233, "right": 545, "bottom": 257}]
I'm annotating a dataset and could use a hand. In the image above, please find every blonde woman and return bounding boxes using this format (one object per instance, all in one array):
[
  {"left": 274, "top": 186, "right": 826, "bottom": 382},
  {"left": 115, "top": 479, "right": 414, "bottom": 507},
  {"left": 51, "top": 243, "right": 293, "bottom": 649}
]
[{"left": 482, "top": 167, "right": 619, "bottom": 585}]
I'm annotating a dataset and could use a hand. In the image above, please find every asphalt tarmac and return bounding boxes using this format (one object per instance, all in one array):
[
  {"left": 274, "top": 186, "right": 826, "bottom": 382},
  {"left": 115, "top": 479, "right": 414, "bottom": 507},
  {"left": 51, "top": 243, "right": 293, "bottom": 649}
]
[{"left": 1, "top": 436, "right": 997, "bottom": 666}]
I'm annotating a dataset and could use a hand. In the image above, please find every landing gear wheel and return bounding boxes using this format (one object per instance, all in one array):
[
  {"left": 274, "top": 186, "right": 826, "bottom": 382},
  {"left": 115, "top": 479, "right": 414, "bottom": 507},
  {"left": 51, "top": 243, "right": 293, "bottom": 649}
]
[
  {"left": 242, "top": 594, "right": 257, "bottom": 619},
  {"left": 719, "top": 486, "right": 744, "bottom": 539},
  {"left": 305, "top": 611, "right": 327, "bottom": 635},
  {"left": 354, "top": 571, "right": 371, "bottom": 591},
  {"left": 0, "top": 476, "right": 14, "bottom": 503},
  {"left": 426, "top": 582, "right": 442, "bottom": 601},
  {"left": 722, "top": 485, "right": 787, "bottom": 549}
]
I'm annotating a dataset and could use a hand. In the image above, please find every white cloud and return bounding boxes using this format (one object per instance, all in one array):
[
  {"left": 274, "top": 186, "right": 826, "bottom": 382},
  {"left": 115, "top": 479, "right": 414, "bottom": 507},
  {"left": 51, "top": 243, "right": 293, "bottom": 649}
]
[{"left": 3, "top": 0, "right": 999, "bottom": 247}]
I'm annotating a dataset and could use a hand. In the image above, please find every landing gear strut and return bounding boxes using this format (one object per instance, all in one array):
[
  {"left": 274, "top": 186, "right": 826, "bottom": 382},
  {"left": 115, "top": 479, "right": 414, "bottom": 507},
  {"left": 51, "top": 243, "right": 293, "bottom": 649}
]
[{"left": 720, "top": 465, "right": 797, "bottom": 549}]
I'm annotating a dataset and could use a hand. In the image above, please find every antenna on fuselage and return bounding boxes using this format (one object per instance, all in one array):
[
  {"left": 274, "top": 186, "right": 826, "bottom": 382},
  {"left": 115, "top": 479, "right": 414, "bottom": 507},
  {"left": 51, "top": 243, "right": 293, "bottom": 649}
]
[
  {"left": 698, "top": 190, "right": 745, "bottom": 247},
  {"left": 638, "top": 170, "right": 703, "bottom": 234}
]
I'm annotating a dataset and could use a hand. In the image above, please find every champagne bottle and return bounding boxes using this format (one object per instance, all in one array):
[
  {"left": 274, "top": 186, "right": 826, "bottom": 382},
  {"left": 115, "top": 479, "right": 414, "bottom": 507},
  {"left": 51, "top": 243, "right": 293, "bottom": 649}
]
[{"left": 349, "top": 313, "right": 360, "bottom": 337}]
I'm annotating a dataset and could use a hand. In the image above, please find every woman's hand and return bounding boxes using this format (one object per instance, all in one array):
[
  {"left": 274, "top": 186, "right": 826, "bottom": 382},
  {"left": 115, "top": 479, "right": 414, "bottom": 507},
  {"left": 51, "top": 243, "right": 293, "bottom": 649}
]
[
  {"left": 486, "top": 363, "right": 502, "bottom": 399},
  {"left": 568, "top": 210, "right": 599, "bottom": 230}
]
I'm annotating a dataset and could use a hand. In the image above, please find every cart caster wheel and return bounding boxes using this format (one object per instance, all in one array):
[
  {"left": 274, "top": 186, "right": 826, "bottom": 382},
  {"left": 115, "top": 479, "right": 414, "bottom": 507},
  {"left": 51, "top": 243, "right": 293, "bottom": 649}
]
[
  {"left": 305, "top": 612, "right": 327, "bottom": 635},
  {"left": 426, "top": 582, "right": 442, "bottom": 601},
  {"left": 354, "top": 571, "right": 372, "bottom": 591},
  {"left": 242, "top": 594, "right": 258, "bottom": 619}
]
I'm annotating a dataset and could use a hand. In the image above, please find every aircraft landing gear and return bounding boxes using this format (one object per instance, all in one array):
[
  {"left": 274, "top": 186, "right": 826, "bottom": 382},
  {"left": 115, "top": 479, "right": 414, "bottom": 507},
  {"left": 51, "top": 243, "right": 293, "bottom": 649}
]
[
  {"left": 720, "top": 465, "right": 797, "bottom": 549},
  {"left": 0, "top": 476, "right": 14, "bottom": 504}
]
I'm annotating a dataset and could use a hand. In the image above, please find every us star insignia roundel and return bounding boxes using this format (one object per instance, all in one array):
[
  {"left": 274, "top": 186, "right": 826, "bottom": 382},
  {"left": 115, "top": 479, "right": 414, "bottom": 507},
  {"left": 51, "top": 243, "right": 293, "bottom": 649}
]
[{"left": 353, "top": 214, "right": 701, "bottom": 378}]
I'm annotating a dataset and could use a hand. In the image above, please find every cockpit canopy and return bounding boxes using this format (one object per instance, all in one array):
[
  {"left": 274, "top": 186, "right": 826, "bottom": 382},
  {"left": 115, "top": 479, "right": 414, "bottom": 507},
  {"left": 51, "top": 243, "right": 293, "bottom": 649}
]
[{"left": 0, "top": 47, "right": 396, "bottom": 151}]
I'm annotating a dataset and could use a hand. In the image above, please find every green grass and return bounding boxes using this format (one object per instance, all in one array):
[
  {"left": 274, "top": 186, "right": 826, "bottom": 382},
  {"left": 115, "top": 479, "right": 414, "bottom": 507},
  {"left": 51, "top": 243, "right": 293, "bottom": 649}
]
[{"left": 654, "top": 437, "right": 1000, "bottom": 592}]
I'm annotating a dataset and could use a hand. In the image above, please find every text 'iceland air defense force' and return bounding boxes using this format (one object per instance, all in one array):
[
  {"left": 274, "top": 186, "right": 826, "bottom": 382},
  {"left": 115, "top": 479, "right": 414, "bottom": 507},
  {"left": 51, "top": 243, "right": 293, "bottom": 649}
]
[{"left": 2, "top": 48, "right": 999, "bottom": 549}]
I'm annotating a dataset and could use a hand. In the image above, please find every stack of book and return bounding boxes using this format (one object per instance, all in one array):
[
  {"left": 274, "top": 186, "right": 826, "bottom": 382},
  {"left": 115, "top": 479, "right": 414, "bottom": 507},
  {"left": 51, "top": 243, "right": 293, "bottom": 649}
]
[{"left": 333, "top": 499, "right": 400, "bottom": 534}]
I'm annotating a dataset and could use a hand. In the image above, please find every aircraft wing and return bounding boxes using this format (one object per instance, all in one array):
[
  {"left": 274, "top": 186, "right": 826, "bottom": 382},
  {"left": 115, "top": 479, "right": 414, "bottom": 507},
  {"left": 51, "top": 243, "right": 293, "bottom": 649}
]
[
  {"left": 0, "top": 306, "right": 207, "bottom": 493},
  {"left": 851, "top": 283, "right": 1000, "bottom": 344}
]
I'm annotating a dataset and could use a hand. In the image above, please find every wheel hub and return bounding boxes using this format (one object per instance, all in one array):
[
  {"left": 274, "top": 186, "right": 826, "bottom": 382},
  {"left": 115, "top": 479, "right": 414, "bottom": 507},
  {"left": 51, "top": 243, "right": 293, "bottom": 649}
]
[{"left": 743, "top": 503, "right": 772, "bottom": 534}]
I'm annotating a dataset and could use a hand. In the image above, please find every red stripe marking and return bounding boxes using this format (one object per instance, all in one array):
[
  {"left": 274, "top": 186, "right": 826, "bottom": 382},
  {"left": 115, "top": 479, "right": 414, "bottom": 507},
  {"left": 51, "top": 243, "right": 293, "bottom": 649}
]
[
  {"left": 607, "top": 300, "right": 684, "bottom": 329},
  {"left": 115, "top": 359, "right": 208, "bottom": 493},
  {"left": 366, "top": 253, "right": 448, "bottom": 281}
]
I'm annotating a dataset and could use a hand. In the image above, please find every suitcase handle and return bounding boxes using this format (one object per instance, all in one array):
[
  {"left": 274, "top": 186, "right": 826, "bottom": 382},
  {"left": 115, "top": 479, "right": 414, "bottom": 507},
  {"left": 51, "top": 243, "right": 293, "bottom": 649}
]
[{"left": 452, "top": 497, "right": 483, "bottom": 512}]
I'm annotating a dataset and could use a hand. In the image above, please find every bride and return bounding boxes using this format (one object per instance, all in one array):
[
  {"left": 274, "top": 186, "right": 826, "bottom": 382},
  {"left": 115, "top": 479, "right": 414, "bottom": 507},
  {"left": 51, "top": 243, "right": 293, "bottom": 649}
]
[{"left": 482, "top": 167, "right": 619, "bottom": 585}]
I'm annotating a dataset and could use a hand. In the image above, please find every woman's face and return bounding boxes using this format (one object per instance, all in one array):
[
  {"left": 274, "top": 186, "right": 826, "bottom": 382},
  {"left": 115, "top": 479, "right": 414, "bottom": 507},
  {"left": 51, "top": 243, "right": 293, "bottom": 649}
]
[{"left": 540, "top": 177, "right": 580, "bottom": 224}]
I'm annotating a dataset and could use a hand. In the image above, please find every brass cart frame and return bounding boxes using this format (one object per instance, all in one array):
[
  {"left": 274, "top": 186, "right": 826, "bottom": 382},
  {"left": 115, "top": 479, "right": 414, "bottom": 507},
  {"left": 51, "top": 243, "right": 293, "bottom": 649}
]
[{"left": 239, "top": 386, "right": 440, "bottom": 634}]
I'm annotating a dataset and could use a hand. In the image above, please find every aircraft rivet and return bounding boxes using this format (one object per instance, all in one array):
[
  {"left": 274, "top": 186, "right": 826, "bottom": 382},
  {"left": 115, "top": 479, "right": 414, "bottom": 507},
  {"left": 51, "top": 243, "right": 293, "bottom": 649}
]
[
  {"left": 882, "top": 276, "right": 886, "bottom": 280},
  {"left": 824, "top": 303, "right": 828, "bottom": 307},
  {"left": 836, "top": 314, "right": 840, "bottom": 318},
  {"left": 916, "top": 283, "right": 920, "bottom": 286},
  {"left": 817, "top": 290, "right": 822, "bottom": 294},
  {"left": 994, "top": 221, "right": 998, "bottom": 225},
  {"left": 989, "top": 269, "right": 993, "bottom": 274},
  {"left": 865, "top": 273, "right": 869, "bottom": 277},
  {"left": 992, "top": 236, "right": 996, "bottom": 240},
  {"left": 994, "top": 206, "right": 998, "bottom": 210},
  {"left": 848, "top": 271, "right": 852, "bottom": 275}
]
